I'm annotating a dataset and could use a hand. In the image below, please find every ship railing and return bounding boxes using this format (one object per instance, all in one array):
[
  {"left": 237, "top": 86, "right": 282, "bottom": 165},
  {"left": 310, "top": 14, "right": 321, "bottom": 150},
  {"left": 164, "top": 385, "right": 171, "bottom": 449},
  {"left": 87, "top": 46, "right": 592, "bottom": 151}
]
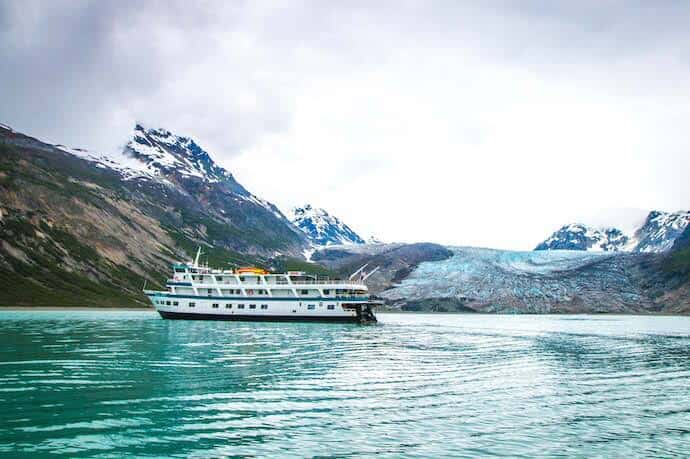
[
  {"left": 283, "top": 279, "right": 366, "bottom": 286},
  {"left": 167, "top": 278, "right": 366, "bottom": 286}
]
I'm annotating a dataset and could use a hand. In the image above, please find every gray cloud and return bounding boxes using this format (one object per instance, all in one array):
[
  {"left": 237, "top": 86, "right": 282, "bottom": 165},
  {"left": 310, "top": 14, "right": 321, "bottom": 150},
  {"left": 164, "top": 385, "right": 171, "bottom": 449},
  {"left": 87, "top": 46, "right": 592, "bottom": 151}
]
[{"left": 3, "top": 0, "right": 689, "bottom": 151}]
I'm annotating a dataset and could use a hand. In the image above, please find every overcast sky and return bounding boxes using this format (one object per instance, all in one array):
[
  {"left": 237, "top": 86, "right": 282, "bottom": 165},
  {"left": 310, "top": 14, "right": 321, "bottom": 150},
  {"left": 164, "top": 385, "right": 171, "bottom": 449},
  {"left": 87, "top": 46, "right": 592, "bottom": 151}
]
[{"left": 2, "top": 1, "right": 690, "bottom": 249}]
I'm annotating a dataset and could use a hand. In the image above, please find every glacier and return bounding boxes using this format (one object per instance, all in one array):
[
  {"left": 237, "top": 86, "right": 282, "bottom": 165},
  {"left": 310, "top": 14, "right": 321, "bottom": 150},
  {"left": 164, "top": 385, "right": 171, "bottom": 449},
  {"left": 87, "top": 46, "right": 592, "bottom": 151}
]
[{"left": 382, "top": 247, "right": 654, "bottom": 313}]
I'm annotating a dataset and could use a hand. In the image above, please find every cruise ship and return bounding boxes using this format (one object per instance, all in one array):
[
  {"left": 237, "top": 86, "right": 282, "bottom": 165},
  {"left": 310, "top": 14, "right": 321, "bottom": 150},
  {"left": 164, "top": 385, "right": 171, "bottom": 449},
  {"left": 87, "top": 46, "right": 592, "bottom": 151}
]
[{"left": 144, "top": 250, "right": 379, "bottom": 323}]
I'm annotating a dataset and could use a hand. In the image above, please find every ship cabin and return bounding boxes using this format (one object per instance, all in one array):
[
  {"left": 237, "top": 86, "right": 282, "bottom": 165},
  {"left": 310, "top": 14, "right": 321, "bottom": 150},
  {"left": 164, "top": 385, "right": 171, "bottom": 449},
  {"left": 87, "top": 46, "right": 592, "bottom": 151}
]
[{"left": 166, "top": 264, "right": 368, "bottom": 300}]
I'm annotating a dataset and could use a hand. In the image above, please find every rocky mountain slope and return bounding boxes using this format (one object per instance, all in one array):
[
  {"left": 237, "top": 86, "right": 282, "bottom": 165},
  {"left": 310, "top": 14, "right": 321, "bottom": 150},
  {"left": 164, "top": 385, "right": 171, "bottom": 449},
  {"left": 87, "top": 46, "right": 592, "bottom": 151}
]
[
  {"left": 289, "top": 204, "right": 364, "bottom": 246},
  {"left": 0, "top": 123, "right": 308, "bottom": 307},
  {"left": 536, "top": 210, "right": 689, "bottom": 253}
]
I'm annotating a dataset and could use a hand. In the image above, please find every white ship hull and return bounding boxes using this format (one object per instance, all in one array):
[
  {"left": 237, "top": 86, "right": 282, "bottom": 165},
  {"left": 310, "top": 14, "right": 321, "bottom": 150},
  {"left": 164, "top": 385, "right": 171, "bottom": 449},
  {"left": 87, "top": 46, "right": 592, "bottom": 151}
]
[{"left": 149, "top": 295, "right": 372, "bottom": 323}]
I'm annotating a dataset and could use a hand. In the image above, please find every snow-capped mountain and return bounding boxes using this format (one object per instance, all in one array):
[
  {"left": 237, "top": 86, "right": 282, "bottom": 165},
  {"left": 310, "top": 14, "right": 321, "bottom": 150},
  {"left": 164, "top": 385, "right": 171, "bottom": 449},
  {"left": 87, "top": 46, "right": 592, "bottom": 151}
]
[
  {"left": 55, "top": 123, "right": 285, "bottom": 214},
  {"left": 535, "top": 224, "right": 629, "bottom": 252},
  {"left": 124, "top": 124, "right": 232, "bottom": 183},
  {"left": 631, "top": 210, "right": 690, "bottom": 253},
  {"left": 289, "top": 204, "right": 365, "bottom": 246},
  {"left": 536, "top": 210, "right": 690, "bottom": 253},
  {"left": 57, "top": 124, "right": 237, "bottom": 184}
]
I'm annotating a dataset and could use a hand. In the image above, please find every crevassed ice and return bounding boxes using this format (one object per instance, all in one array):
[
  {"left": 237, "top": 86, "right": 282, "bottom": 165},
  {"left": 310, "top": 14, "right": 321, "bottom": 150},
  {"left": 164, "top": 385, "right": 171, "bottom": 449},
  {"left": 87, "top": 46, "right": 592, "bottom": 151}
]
[{"left": 383, "top": 246, "right": 609, "bottom": 303}]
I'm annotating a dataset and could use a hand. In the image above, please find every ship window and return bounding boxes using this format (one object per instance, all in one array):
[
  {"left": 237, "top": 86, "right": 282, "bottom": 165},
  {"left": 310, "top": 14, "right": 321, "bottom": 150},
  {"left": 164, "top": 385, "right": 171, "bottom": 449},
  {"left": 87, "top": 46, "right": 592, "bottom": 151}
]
[
  {"left": 323, "top": 289, "right": 330, "bottom": 295},
  {"left": 166, "top": 301, "right": 171, "bottom": 305},
  {"left": 225, "top": 304, "right": 232, "bottom": 309},
  {"left": 249, "top": 304, "right": 256, "bottom": 309},
  {"left": 307, "top": 304, "right": 316, "bottom": 310},
  {"left": 238, "top": 304, "right": 245, "bottom": 309},
  {"left": 301, "top": 289, "right": 309, "bottom": 295},
  {"left": 173, "top": 301, "right": 179, "bottom": 306},
  {"left": 212, "top": 303, "right": 219, "bottom": 309},
  {"left": 327, "top": 304, "right": 335, "bottom": 310},
  {"left": 216, "top": 276, "right": 223, "bottom": 281},
  {"left": 189, "top": 302, "right": 196, "bottom": 308},
  {"left": 261, "top": 304, "right": 268, "bottom": 309}
]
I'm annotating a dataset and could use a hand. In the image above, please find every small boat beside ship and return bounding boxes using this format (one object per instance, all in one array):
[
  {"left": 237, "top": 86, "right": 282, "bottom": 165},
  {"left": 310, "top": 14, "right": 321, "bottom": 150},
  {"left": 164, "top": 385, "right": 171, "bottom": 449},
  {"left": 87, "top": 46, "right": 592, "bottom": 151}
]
[{"left": 144, "top": 250, "right": 380, "bottom": 323}]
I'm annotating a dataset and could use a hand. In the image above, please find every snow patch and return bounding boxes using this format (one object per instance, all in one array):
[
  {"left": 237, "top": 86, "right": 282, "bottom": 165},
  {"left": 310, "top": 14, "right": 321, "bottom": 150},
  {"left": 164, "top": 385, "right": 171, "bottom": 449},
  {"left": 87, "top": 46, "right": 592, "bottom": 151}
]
[
  {"left": 124, "top": 124, "right": 229, "bottom": 183},
  {"left": 55, "top": 144, "right": 159, "bottom": 181}
]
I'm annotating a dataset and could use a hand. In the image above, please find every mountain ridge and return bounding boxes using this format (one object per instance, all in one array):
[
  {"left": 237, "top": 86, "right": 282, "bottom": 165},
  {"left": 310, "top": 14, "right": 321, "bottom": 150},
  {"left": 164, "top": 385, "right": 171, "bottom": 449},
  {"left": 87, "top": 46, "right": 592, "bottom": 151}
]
[
  {"left": 535, "top": 224, "right": 629, "bottom": 252},
  {"left": 536, "top": 210, "right": 690, "bottom": 253}
]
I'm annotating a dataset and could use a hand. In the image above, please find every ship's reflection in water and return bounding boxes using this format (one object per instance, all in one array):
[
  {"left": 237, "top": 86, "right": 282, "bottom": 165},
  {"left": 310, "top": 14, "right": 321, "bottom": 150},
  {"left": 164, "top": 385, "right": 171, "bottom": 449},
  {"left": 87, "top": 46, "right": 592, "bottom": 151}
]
[{"left": 0, "top": 311, "right": 689, "bottom": 457}]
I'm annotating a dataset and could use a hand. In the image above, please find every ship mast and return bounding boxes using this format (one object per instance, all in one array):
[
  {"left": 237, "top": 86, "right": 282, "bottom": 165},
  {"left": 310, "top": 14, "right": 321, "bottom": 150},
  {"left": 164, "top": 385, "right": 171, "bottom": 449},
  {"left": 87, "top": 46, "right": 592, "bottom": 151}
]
[{"left": 193, "top": 247, "right": 203, "bottom": 268}]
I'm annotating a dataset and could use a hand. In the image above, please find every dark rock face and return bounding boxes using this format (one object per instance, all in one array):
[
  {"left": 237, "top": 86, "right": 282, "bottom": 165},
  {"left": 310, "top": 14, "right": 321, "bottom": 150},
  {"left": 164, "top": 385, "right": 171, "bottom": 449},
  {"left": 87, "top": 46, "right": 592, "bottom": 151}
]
[
  {"left": 671, "top": 225, "right": 690, "bottom": 252},
  {"left": 653, "top": 224, "right": 690, "bottom": 312}
]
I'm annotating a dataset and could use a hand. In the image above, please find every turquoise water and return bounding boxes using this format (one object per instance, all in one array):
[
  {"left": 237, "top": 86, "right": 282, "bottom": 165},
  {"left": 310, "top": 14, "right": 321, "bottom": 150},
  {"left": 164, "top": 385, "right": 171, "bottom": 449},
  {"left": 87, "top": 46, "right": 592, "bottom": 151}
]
[{"left": 1, "top": 311, "right": 689, "bottom": 457}]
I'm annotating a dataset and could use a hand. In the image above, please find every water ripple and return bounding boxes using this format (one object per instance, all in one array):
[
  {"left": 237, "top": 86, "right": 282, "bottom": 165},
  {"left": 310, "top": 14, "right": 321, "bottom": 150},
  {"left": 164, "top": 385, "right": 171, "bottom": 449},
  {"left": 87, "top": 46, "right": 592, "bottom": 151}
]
[{"left": 1, "top": 311, "right": 689, "bottom": 457}]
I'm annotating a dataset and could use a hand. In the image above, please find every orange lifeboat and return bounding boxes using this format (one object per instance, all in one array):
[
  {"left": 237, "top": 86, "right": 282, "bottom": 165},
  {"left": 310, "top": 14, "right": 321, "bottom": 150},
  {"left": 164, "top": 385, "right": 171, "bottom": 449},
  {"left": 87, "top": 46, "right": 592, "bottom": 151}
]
[{"left": 237, "top": 267, "right": 269, "bottom": 275}]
